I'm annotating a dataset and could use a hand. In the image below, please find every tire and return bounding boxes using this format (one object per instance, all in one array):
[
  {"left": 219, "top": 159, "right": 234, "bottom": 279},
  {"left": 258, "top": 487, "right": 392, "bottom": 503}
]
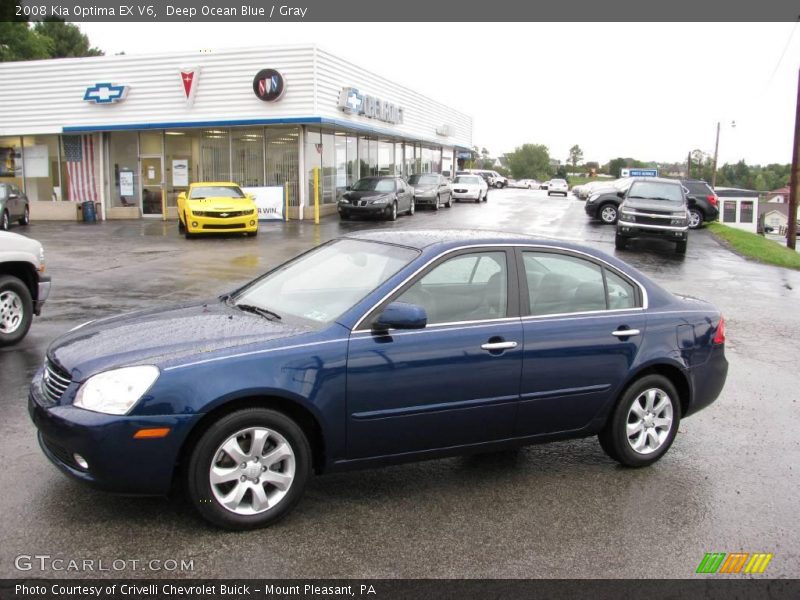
[
  {"left": 688, "top": 208, "right": 704, "bottom": 230},
  {"left": 0, "top": 275, "right": 33, "bottom": 346},
  {"left": 184, "top": 213, "right": 194, "bottom": 239},
  {"left": 339, "top": 213, "right": 350, "bottom": 221},
  {"left": 388, "top": 201, "right": 397, "bottom": 221},
  {"left": 445, "top": 194, "right": 452, "bottom": 208},
  {"left": 598, "top": 375, "right": 681, "bottom": 467},
  {"left": 434, "top": 195, "right": 440, "bottom": 211},
  {"left": 247, "top": 229, "right": 259, "bottom": 237},
  {"left": 483, "top": 190, "right": 488, "bottom": 202},
  {"left": 1, "top": 210, "right": 9, "bottom": 231},
  {"left": 599, "top": 203, "right": 618, "bottom": 225},
  {"left": 178, "top": 216, "right": 186, "bottom": 233},
  {"left": 408, "top": 200, "right": 415, "bottom": 216},
  {"left": 676, "top": 240, "right": 687, "bottom": 254},
  {"left": 615, "top": 234, "right": 627, "bottom": 250},
  {"left": 19, "top": 205, "right": 29, "bottom": 226},
  {"left": 187, "top": 408, "right": 312, "bottom": 530},
  {"left": 547, "top": 192, "right": 552, "bottom": 197}
]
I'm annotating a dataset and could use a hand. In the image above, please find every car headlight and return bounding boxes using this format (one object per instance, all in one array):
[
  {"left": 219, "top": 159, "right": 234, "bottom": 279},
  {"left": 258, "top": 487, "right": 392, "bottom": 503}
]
[
  {"left": 671, "top": 212, "right": 688, "bottom": 226},
  {"left": 587, "top": 194, "right": 600, "bottom": 203},
  {"left": 38, "top": 246, "right": 46, "bottom": 273},
  {"left": 370, "top": 196, "right": 389, "bottom": 205},
  {"left": 74, "top": 365, "right": 160, "bottom": 415},
  {"left": 339, "top": 198, "right": 350, "bottom": 204},
  {"left": 619, "top": 211, "right": 635, "bottom": 222}
]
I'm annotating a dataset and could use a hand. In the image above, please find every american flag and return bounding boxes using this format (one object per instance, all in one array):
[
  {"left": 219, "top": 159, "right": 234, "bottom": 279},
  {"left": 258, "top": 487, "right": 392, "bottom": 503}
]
[{"left": 63, "top": 135, "right": 98, "bottom": 202}]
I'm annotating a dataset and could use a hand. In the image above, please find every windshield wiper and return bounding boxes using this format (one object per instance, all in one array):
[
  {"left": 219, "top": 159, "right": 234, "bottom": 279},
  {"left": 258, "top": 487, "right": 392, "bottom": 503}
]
[{"left": 236, "top": 303, "right": 282, "bottom": 321}]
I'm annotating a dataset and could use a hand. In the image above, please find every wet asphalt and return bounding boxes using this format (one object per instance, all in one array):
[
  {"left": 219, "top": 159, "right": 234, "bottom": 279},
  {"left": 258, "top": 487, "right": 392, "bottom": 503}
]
[{"left": 1, "top": 188, "right": 798, "bottom": 579}]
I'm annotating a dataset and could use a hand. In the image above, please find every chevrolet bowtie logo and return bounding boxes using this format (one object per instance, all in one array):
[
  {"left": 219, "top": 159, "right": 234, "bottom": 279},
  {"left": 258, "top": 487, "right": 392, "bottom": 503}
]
[{"left": 83, "top": 82, "right": 129, "bottom": 104}]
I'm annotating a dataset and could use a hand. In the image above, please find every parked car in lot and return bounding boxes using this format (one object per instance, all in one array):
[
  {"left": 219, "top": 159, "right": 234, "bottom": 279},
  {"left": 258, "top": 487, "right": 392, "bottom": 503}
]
[
  {"left": 451, "top": 174, "right": 489, "bottom": 202},
  {"left": 0, "top": 231, "right": 49, "bottom": 345},
  {"left": 547, "top": 179, "right": 569, "bottom": 196},
  {"left": 1, "top": 182, "right": 30, "bottom": 231},
  {"left": 461, "top": 169, "right": 508, "bottom": 189},
  {"left": 338, "top": 176, "right": 415, "bottom": 221},
  {"left": 408, "top": 173, "right": 452, "bottom": 211},
  {"left": 540, "top": 181, "right": 549, "bottom": 190},
  {"left": 680, "top": 179, "right": 720, "bottom": 229},
  {"left": 516, "top": 179, "right": 540, "bottom": 189},
  {"left": 29, "top": 230, "right": 727, "bottom": 530},
  {"left": 615, "top": 178, "right": 690, "bottom": 254},
  {"left": 177, "top": 182, "right": 258, "bottom": 238},
  {"left": 584, "top": 177, "right": 639, "bottom": 225},
  {"left": 577, "top": 180, "right": 616, "bottom": 200}
]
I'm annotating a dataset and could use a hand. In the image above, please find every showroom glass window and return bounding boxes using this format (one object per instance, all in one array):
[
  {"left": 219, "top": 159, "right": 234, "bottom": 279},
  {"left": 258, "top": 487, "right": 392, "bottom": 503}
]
[
  {"left": 18, "top": 135, "right": 60, "bottom": 203},
  {"left": 321, "top": 130, "right": 335, "bottom": 205},
  {"left": 305, "top": 128, "right": 322, "bottom": 207},
  {"left": 265, "top": 127, "right": 299, "bottom": 207},
  {"left": 200, "top": 129, "right": 230, "bottom": 182},
  {"left": 165, "top": 130, "right": 199, "bottom": 212},
  {"left": 396, "top": 252, "right": 508, "bottom": 324},
  {"left": 231, "top": 128, "right": 265, "bottom": 188}
]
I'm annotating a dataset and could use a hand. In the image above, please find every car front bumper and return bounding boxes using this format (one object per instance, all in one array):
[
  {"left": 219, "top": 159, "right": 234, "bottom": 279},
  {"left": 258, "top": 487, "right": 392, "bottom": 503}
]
[
  {"left": 338, "top": 203, "right": 393, "bottom": 217},
  {"left": 28, "top": 370, "right": 195, "bottom": 495},
  {"left": 413, "top": 194, "right": 438, "bottom": 206},
  {"left": 616, "top": 223, "right": 689, "bottom": 241},
  {"left": 187, "top": 214, "right": 258, "bottom": 234},
  {"left": 452, "top": 190, "right": 482, "bottom": 200},
  {"left": 34, "top": 274, "right": 51, "bottom": 316}
]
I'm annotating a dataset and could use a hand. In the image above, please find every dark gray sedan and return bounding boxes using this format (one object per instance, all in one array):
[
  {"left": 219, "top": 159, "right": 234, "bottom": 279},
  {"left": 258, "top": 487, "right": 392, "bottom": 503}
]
[
  {"left": 1, "top": 183, "right": 30, "bottom": 231},
  {"left": 408, "top": 173, "right": 452, "bottom": 210},
  {"left": 337, "top": 177, "right": 415, "bottom": 221}
]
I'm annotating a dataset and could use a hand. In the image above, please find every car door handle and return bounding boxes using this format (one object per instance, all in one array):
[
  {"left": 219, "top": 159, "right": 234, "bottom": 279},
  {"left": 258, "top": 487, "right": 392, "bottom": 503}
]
[
  {"left": 612, "top": 329, "right": 640, "bottom": 337},
  {"left": 481, "top": 341, "right": 518, "bottom": 350}
]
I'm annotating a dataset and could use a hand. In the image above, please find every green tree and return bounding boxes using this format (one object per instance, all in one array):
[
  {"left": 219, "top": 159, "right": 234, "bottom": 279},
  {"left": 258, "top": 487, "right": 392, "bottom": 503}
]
[
  {"left": 506, "top": 144, "right": 551, "bottom": 180},
  {"left": 568, "top": 145, "right": 583, "bottom": 170},
  {"left": 34, "top": 18, "right": 103, "bottom": 58},
  {"left": 0, "top": 3, "right": 52, "bottom": 62}
]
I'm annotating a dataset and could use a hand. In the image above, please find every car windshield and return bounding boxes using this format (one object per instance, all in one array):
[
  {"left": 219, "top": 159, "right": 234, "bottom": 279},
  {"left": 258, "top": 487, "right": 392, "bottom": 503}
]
[
  {"left": 614, "top": 178, "right": 635, "bottom": 191},
  {"left": 233, "top": 239, "right": 419, "bottom": 325},
  {"left": 190, "top": 186, "right": 245, "bottom": 199},
  {"left": 628, "top": 181, "right": 684, "bottom": 203},
  {"left": 352, "top": 178, "right": 395, "bottom": 192},
  {"left": 408, "top": 175, "right": 439, "bottom": 185},
  {"left": 454, "top": 176, "right": 481, "bottom": 184}
]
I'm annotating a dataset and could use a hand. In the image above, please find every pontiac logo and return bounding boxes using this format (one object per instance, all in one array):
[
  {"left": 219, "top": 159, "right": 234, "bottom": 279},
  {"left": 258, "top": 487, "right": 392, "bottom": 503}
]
[{"left": 179, "top": 66, "right": 200, "bottom": 106}]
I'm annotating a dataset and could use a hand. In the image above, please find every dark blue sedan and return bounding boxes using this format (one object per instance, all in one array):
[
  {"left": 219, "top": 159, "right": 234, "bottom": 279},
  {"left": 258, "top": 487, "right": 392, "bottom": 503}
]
[{"left": 29, "top": 230, "right": 728, "bottom": 529}]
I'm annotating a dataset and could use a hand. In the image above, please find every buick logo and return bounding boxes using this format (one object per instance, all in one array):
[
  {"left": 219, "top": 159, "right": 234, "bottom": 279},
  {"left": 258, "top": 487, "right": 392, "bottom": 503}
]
[{"left": 252, "top": 69, "right": 285, "bottom": 102}]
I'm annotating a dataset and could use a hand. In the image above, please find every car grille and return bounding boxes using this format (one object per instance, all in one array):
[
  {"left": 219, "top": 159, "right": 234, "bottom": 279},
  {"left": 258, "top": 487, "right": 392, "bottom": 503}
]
[
  {"left": 630, "top": 212, "right": 671, "bottom": 226},
  {"left": 358, "top": 200, "right": 368, "bottom": 207},
  {"left": 193, "top": 210, "right": 253, "bottom": 218},
  {"left": 454, "top": 188, "right": 468, "bottom": 193},
  {"left": 42, "top": 359, "right": 72, "bottom": 406},
  {"left": 202, "top": 223, "right": 246, "bottom": 230}
]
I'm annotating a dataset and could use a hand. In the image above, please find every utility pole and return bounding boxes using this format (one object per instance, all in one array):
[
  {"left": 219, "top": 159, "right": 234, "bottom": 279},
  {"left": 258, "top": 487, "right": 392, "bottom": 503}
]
[
  {"left": 687, "top": 151, "right": 692, "bottom": 179},
  {"left": 711, "top": 122, "right": 721, "bottom": 188},
  {"left": 787, "top": 67, "right": 799, "bottom": 250}
]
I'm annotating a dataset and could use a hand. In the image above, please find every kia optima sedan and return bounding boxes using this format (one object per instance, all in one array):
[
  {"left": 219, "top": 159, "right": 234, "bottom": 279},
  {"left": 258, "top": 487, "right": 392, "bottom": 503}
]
[{"left": 30, "top": 231, "right": 727, "bottom": 530}]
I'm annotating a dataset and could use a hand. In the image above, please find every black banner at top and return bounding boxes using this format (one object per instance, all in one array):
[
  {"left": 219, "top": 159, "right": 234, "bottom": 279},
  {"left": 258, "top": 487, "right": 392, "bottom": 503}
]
[{"left": 8, "top": 0, "right": 800, "bottom": 22}]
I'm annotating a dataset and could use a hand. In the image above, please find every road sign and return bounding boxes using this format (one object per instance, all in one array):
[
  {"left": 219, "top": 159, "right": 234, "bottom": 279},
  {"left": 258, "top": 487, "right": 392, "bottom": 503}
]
[{"left": 621, "top": 168, "right": 658, "bottom": 177}]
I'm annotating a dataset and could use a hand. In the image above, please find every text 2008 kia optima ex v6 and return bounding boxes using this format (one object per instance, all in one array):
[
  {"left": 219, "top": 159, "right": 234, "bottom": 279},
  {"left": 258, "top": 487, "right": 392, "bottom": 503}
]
[{"left": 30, "top": 230, "right": 728, "bottom": 529}]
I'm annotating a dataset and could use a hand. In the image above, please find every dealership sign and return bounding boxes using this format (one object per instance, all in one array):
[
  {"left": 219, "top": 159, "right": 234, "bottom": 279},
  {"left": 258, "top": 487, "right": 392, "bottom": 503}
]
[
  {"left": 83, "top": 83, "right": 129, "bottom": 104},
  {"left": 621, "top": 168, "right": 658, "bottom": 177},
  {"left": 179, "top": 66, "right": 200, "bottom": 105},
  {"left": 338, "top": 87, "right": 404, "bottom": 125},
  {"left": 253, "top": 69, "right": 285, "bottom": 102}
]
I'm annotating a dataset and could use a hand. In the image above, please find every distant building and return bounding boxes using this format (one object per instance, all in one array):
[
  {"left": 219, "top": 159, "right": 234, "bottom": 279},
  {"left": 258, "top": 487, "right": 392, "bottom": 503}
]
[
  {"left": 767, "top": 186, "right": 790, "bottom": 204},
  {"left": 716, "top": 187, "right": 759, "bottom": 234},
  {"left": 759, "top": 203, "right": 789, "bottom": 234}
]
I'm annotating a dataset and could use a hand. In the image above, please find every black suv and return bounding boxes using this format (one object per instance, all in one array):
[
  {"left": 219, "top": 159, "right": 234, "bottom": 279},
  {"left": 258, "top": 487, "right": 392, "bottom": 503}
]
[
  {"left": 680, "top": 179, "right": 719, "bottom": 229},
  {"left": 615, "top": 178, "right": 690, "bottom": 254}
]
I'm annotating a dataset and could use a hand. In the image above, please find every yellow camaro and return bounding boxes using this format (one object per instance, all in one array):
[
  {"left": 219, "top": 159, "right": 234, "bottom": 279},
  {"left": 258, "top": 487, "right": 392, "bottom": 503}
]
[{"left": 177, "top": 182, "right": 259, "bottom": 238}]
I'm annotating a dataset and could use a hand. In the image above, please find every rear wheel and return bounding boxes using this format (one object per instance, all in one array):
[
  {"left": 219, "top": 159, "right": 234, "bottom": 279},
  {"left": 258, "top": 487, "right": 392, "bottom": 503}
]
[
  {"left": 676, "top": 240, "right": 687, "bottom": 254},
  {"left": 187, "top": 408, "right": 311, "bottom": 530},
  {"left": 599, "top": 204, "right": 618, "bottom": 224},
  {"left": 0, "top": 275, "right": 33, "bottom": 346},
  {"left": 19, "top": 206, "right": 29, "bottom": 226},
  {"left": 598, "top": 375, "right": 681, "bottom": 467},
  {"left": 615, "top": 234, "right": 627, "bottom": 250},
  {"left": 434, "top": 196, "right": 440, "bottom": 211},
  {"left": 688, "top": 208, "right": 703, "bottom": 229},
  {"left": 1, "top": 210, "right": 9, "bottom": 231}
]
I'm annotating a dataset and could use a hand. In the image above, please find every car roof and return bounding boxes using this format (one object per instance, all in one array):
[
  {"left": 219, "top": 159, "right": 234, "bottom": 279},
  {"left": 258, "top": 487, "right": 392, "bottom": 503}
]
[
  {"left": 358, "top": 176, "right": 397, "bottom": 180},
  {"left": 629, "top": 177, "right": 683, "bottom": 186},
  {"left": 189, "top": 181, "right": 240, "bottom": 187}
]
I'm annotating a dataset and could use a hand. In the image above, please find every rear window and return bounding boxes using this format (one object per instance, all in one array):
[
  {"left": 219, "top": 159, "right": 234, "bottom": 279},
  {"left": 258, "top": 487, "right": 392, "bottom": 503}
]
[{"left": 683, "top": 181, "right": 714, "bottom": 196}]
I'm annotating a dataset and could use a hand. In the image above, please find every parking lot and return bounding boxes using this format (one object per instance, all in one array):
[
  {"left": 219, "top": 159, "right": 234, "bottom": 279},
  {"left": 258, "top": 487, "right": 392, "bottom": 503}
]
[{"left": 1, "top": 187, "right": 798, "bottom": 578}]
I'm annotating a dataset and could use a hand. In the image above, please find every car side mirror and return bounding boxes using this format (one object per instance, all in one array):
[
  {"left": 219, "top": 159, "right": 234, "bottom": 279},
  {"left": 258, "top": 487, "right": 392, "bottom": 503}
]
[
  {"left": 617, "top": 191, "right": 625, "bottom": 199},
  {"left": 372, "top": 302, "right": 428, "bottom": 333}
]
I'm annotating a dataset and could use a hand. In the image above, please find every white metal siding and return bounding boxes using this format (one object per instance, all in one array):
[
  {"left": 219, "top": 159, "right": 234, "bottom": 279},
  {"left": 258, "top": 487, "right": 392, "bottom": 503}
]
[{"left": 0, "top": 44, "right": 472, "bottom": 147}]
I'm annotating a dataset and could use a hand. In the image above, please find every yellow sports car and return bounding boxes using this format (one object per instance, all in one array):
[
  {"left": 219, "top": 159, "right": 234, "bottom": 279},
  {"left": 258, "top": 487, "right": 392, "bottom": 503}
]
[{"left": 177, "top": 182, "right": 259, "bottom": 238}]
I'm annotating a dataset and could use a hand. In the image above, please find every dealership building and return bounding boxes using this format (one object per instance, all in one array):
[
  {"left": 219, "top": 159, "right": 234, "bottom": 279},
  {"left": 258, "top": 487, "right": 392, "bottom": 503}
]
[{"left": 0, "top": 45, "right": 473, "bottom": 221}]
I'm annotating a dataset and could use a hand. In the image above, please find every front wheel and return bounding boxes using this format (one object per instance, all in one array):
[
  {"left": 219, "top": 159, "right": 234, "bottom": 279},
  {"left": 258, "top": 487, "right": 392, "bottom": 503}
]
[
  {"left": 187, "top": 408, "right": 311, "bottom": 530},
  {"left": 0, "top": 275, "right": 33, "bottom": 346},
  {"left": 688, "top": 208, "right": 704, "bottom": 229},
  {"left": 598, "top": 375, "right": 681, "bottom": 467},
  {"left": 434, "top": 195, "right": 440, "bottom": 211},
  {"left": 387, "top": 201, "right": 398, "bottom": 221},
  {"left": 19, "top": 206, "right": 30, "bottom": 226},
  {"left": 547, "top": 192, "right": 552, "bottom": 197},
  {"left": 408, "top": 200, "right": 415, "bottom": 216},
  {"left": 1, "top": 210, "right": 9, "bottom": 231},
  {"left": 445, "top": 194, "right": 452, "bottom": 208},
  {"left": 614, "top": 234, "right": 627, "bottom": 250}
]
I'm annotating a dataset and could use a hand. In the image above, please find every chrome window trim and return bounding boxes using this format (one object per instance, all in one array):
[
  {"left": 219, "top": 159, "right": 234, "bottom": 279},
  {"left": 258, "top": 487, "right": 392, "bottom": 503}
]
[{"left": 351, "top": 243, "right": 649, "bottom": 333}]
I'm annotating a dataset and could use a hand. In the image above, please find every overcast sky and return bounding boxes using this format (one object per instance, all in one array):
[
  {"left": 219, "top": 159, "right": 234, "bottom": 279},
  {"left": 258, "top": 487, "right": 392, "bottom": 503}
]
[{"left": 79, "top": 22, "right": 800, "bottom": 166}]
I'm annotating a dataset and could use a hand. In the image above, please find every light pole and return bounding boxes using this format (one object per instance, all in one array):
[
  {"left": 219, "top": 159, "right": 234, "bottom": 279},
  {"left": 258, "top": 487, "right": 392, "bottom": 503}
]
[{"left": 711, "top": 120, "right": 735, "bottom": 189}]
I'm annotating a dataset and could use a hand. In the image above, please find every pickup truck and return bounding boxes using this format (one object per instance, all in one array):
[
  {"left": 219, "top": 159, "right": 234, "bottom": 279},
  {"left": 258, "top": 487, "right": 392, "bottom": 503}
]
[{"left": 0, "top": 231, "right": 50, "bottom": 345}]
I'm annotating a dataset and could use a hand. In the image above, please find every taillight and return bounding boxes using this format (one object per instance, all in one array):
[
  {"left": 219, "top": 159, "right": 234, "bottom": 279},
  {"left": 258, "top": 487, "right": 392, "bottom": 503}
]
[
  {"left": 713, "top": 317, "right": 726, "bottom": 345},
  {"left": 707, "top": 194, "right": 718, "bottom": 207}
]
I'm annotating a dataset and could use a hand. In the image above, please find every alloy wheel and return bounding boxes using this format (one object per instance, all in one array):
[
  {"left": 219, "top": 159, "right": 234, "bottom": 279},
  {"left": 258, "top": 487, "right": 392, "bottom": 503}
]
[
  {"left": 0, "top": 289, "right": 24, "bottom": 334},
  {"left": 601, "top": 205, "right": 618, "bottom": 224},
  {"left": 209, "top": 426, "right": 296, "bottom": 515},
  {"left": 625, "top": 388, "right": 674, "bottom": 455}
]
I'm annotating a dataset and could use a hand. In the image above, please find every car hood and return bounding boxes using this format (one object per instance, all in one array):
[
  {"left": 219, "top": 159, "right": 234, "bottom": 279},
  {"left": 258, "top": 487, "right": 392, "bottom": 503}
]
[
  {"left": 0, "top": 230, "right": 42, "bottom": 255},
  {"left": 341, "top": 190, "right": 391, "bottom": 201},
  {"left": 622, "top": 198, "right": 685, "bottom": 212},
  {"left": 47, "top": 299, "right": 310, "bottom": 381},
  {"left": 186, "top": 196, "right": 255, "bottom": 210},
  {"left": 452, "top": 182, "right": 481, "bottom": 188}
]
